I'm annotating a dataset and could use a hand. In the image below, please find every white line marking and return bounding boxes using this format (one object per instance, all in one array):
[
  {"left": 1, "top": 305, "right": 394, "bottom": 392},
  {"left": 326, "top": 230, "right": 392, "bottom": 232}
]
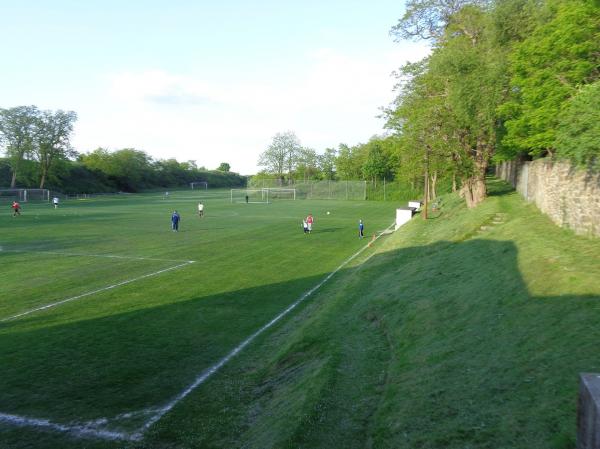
[
  {"left": 0, "top": 412, "right": 129, "bottom": 441},
  {"left": 135, "top": 222, "right": 395, "bottom": 437},
  {"left": 0, "top": 261, "right": 194, "bottom": 322},
  {"left": 0, "top": 223, "right": 394, "bottom": 440},
  {"left": 1, "top": 249, "right": 192, "bottom": 263}
]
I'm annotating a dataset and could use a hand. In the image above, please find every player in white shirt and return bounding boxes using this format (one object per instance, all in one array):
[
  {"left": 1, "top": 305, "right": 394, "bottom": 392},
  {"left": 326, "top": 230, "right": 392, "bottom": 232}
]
[
  {"left": 198, "top": 202, "right": 204, "bottom": 217},
  {"left": 52, "top": 197, "right": 59, "bottom": 208}
]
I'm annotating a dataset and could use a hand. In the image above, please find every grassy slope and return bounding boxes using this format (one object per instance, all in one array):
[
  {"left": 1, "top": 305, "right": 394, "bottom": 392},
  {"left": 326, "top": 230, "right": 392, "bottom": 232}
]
[{"left": 141, "top": 179, "right": 600, "bottom": 449}]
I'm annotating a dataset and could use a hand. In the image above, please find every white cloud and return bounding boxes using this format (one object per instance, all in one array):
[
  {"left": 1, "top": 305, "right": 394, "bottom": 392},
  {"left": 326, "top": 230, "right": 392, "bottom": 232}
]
[{"left": 72, "top": 42, "right": 430, "bottom": 174}]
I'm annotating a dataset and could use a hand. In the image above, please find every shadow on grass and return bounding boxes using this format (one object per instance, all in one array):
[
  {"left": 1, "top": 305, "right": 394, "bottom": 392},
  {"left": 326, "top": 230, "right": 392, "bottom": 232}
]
[{"left": 0, "top": 237, "right": 599, "bottom": 449}]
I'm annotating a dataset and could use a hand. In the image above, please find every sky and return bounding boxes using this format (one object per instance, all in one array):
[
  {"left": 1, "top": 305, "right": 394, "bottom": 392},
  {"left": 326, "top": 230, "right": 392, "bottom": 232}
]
[{"left": 0, "top": 0, "right": 430, "bottom": 175}]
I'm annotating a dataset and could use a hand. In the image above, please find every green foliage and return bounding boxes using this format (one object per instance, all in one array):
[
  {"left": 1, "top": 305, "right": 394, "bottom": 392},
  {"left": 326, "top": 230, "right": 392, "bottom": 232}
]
[
  {"left": 217, "top": 162, "right": 230, "bottom": 172},
  {"left": 0, "top": 106, "right": 39, "bottom": 187},
  {"left": 500, "top": 0, "right": 600, "bottom": 157},
  {"left": 258, "top": 131, "right": 302, "bottom": 181},
  {"left": 555, "top": 81, "right": 600, "bottom": 167}
]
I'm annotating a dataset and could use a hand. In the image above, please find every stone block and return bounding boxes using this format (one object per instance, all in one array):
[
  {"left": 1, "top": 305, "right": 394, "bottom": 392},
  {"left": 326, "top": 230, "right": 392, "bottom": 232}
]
[{"left": 578, "top": 373, "right": 600, "bottom": 448}]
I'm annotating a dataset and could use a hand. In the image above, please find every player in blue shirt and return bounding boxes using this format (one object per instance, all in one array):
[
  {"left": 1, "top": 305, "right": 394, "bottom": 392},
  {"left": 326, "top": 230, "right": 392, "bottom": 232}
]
[
  {"left": 171, "top": 210, "right": 181, "bottom": 232},
  {"left": 358, "top": 219, "right": 364, "bottom": 238}
]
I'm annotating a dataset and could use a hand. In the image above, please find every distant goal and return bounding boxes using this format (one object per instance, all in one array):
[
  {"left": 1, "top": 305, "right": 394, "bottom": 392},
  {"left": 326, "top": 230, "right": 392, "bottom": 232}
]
[
  {"left": 230, "top": 188, "right": 296, "bottom": 203},
  {"left": 190, "top": 182, "right": 208, "bottom": 190}
]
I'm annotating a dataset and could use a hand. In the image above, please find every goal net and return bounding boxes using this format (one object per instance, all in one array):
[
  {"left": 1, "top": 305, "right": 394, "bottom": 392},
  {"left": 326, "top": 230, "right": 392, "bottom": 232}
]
[
  {"left": 0, "top": 188, "right": 50, "bottom": 203},
  {"left": 190, "top": 182, "right": 208, "bottom": 190},
  {"left": 265, "top": 188, "right": 296, "bottom": 200},
  {"left": 230, "top": 188, "right": 296, "bottom": 203},
  {"left": 231, "top": 188, "right": 269, "bottom": 203}
]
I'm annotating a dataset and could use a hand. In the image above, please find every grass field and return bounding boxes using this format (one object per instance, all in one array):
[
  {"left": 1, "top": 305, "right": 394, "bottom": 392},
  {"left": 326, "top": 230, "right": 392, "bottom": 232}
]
[
  {"left": 0, "top": 190, "right": 396, "bottom": 448},
  {"left": 2, "top": 181, "right": 600, "bottom": 448}
]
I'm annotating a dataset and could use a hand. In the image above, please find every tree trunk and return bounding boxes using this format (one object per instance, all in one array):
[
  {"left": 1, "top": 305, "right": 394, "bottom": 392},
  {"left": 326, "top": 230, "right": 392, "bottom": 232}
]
[
  {"left": 423, "top": 162, "right": 429, "bottom": 220},
  {"left": 39, "top": 159, "right": 48, "bottom": 189},
  {"left": 10, "top": 170, "right": 17, "bottom": 188},
  {"left": 430, "top": 170, "right": 438, "bottom": 200},
  {"left": 460, "top": 146, "right": 488, "bottom": 208}
]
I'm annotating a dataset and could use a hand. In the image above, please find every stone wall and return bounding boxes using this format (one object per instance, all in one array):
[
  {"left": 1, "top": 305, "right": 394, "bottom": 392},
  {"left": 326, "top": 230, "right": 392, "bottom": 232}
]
[{"left": 495, "top": 159, "right": 600, "bottom": 237}]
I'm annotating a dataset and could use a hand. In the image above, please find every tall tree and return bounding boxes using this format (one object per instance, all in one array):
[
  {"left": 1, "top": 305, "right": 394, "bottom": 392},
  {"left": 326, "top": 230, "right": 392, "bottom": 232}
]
[
  {"left": 295, "top": 147, "right": 319, "bottom": 181},
  {"left": 499, "top": 0, "right": 600, "bottom": 158},
  {"left": 34, "top": 109, "right": 77, "bottom": 188},
  {"left": 0, "top": 105, "right": 38, "bottom": 187},
  {"left": 318, "top": 148, "right": 338, "bottom": 180},
  {"left": 258, "top": 131, "right": 302, "bottom": 183},
  {"left": 555, "top": 81, "right": 600, "bottom": 168},
  {"left": 389, "top": 2, "right": 506, "bottom": 207}
]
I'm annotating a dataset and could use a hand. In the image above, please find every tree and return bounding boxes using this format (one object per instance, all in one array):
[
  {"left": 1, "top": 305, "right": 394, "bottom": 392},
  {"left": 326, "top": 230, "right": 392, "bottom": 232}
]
[
  {"left": 555, "top": 81, "right": 600, "bottom": 168},
  {"left": 34, "top": 109, "right": 77, "bottom": 188},
  {"left": 336, "top": 143, "right": 366, "bottom": 180},
  {"left": 0, "top": 105, "right": 38, "bottom": 187},
  {"left": 81, "top": 147, "right": 153, "bottom": 191},
  {"left": 391, "top": 0, "right": 487, "bottom": 41},
  {"left": 361, "top": 138, "right": 394, "bottom": 185},
  {"left": 318, "top": 148, "right": 338, "bottom": 180},
  {"left": 500, "top": 0, "right": 600, "bottom": 158},
  {"left": 217, "top": 162, "right": 231, "bottom": 172},
  {"left": 258, "top": 131, "right": 302, "bottom": 183},
  {"left": 295, "top": 147, "right": 319, "bottom": 181},
  {"left": 389, "top": 2, "right": 506, "bottom": 208}
]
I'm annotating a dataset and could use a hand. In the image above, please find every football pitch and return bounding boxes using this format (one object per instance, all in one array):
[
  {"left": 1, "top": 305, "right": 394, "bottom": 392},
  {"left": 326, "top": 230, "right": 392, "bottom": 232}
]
[{"left": 0, "top": 190, "right": 395, "bottom": 447}]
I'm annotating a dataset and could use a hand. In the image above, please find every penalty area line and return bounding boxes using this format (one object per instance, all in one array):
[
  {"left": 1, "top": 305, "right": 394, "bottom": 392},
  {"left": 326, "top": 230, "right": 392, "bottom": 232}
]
[
  {"left": 0, "top": 261, "right": 194, "bottom": 322},
  {"left": 0, "top": 412, "right": 129, "bottom": 441},
  {"left": 0, "top": 249, "right": 193, "bottom": 263},
  {"left": 135, "top": 222, "right": 396, "bottom": 437}
]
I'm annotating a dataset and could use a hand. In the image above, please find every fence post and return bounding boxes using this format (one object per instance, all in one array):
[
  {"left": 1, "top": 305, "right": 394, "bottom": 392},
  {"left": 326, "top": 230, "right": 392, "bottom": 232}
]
[{"left": 578, "top": 373, "right": 600, "bottom": 448}]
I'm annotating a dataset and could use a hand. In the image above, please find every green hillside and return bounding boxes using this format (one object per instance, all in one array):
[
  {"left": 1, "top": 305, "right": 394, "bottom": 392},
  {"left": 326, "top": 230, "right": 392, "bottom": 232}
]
[{"left": 141, "top": 179, "right": 600, "bottom": 449}]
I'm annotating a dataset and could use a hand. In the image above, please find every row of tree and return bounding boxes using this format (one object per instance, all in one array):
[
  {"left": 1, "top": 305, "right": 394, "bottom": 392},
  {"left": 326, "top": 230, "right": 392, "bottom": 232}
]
[
  {"left": 257, "top": 1, "right": 599, "bottom": 208},
  {"left": 255, "top": 131, "right": 399, "bottom": 186},
  {"left": 0, "top": 106, "right": 245, "bottom": 193},
  {"left": 384, "top": 0, "right": 599, "bottom": 207},
  {"left": 0, "top": 106, "right": 77, "bottom": 189}
]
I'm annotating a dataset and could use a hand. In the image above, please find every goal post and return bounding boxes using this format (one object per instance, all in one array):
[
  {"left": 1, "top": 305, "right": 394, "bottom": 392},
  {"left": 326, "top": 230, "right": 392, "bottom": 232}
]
[
  {"left": 190, "top": 181, "right": 208, "bottom": 190},
  {"left": 230, "top": 188, "right": 269, "bottom": 203}
]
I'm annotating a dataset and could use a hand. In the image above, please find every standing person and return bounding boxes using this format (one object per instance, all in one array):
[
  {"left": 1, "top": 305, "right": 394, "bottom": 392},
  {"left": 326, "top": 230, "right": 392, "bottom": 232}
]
[
  {"left": 302, "top": 219, "right": 308, "bottom": 233},
  {"left": 197, "top": 202, "right": 204, "bottom": 217},
  {"left": 52, "top": 197, "right": 59, "bottom": 208},
  {"left": 164, "top": 191, "right": 169, "bottom": 199},
  {"left": 359, "top": 219, "right": 364, "bottom": 238},
  {"left": 11, "top": 201, "right": 21, "bottom": 216},
  {"left": 306, "top": 214, "right": 313, "bottom": 233},
  {"left": 245, "top": 194, "right": 249, "bottom": 204},
  {"left": 171, "top": 210, "right": 181, "bottom": 232}
]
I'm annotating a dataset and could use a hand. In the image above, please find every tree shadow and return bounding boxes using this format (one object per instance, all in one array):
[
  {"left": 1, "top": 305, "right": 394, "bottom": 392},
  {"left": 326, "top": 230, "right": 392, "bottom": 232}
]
[{"left": 0, "top": 237, "right": 598, "bottom": 448}]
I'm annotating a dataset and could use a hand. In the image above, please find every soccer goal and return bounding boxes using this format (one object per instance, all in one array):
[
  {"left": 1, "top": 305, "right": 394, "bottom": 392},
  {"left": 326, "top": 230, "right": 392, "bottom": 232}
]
[
  {"left": 265, "top": 188, "right": 296, "bottom": 200},
  {"left": 231, "top": 188, "right": 270, "bottom": 203},
  {"left": 190, "top": 182, "right": 208, "bottom": 190},
  {"left": 0, "top": 188, "right": 50, "bottom": 203}
]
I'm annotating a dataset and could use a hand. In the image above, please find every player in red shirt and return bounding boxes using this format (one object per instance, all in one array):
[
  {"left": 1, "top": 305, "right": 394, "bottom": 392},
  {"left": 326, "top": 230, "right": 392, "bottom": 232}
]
[
  {"left": 11, "top": 201, "right": 21, "bottom": 216},
  {"left": 306, "top": 214, "right": 313, "bottom": 233}
]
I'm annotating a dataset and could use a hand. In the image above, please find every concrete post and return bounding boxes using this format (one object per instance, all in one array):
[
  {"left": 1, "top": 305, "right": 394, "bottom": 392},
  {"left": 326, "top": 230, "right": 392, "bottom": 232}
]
[{"left": 578, "top": 373, "right": 600, "bottom": 449}]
